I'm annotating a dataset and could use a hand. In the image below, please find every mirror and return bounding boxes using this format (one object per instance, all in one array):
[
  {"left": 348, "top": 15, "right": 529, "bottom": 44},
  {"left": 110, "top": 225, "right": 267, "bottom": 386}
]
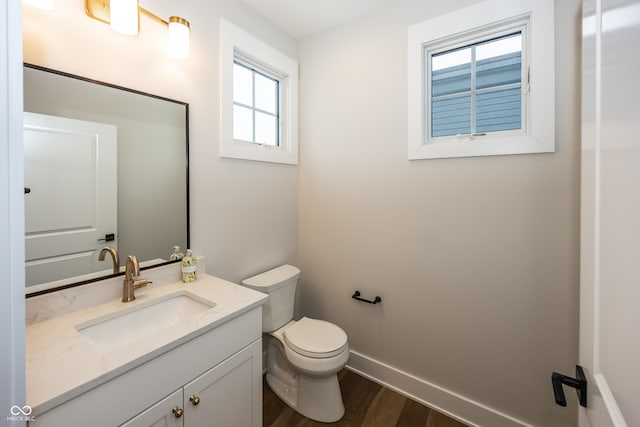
[{"left": 23, "top": 64, "right": 189, "bottom": 296}]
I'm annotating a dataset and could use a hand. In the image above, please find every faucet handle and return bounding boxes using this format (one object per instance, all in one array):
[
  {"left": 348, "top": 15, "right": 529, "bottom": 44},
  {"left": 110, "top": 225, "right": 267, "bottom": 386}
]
[
  {"left": 133, "top": 279, "right": 152, "bottom": 290},
  {"left": 121, "top": 256, "right": 150, "bottom": 302}
]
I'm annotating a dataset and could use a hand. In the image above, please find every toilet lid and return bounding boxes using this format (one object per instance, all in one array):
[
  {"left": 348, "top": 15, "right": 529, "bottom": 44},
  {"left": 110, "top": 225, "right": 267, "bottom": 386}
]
[{"left": 283, "top": 317, "right": 348, "bottom": 359}]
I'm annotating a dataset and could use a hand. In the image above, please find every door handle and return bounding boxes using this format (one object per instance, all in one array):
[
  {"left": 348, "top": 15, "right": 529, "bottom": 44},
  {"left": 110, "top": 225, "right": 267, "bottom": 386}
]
[
  {"left": 552, "top": 365, "right": 587, "bottom": 407},
  {"left": 24, "top": 187, "right": 31, "bottom": 194}
]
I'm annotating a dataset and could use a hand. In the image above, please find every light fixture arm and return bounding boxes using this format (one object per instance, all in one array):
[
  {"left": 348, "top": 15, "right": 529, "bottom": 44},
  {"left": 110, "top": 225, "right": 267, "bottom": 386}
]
[
  {"left": 137, "top": 9, "right": 191, "bottom": 31},
  {"left": 139, "top": 6, "right": 168, "bottom": 27}
]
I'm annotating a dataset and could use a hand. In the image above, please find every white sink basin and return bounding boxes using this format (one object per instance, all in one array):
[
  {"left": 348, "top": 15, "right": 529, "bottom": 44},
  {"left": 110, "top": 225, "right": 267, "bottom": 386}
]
[{"left": 76, "top": 292, "right": 215, "bottom": 352}]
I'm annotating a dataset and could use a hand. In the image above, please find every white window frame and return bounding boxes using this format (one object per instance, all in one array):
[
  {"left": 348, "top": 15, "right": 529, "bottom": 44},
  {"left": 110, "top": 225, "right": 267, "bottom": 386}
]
[
  {"left": 220, "top": 19, "right": 299, "bottom": 165},
  {"left": 407, "top": 0, "right": 555, "bottom": 160}
]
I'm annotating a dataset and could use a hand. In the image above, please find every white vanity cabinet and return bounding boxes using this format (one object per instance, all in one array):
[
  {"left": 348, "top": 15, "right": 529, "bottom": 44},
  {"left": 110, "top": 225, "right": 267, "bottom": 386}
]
[
  {"left": 121, "top": 340, "right": 262, "bottom": 427},
  {"left": 29, "top": 306, "right": 263, "bottom": 427},
  {"left": 120, "top": 389, "right": 183, "bottom": 427}
]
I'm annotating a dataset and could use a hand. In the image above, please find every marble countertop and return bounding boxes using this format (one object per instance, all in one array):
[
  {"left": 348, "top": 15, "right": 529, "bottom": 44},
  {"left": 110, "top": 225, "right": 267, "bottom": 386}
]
[{"left": 26, "top": 274, "right": 268, "bottom": 415}]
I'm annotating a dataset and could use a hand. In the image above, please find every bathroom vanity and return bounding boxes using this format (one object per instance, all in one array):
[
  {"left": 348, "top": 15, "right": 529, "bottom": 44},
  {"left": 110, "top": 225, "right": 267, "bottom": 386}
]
[{"left": 26, "top": 266, "right": 267, "bottom": 427}]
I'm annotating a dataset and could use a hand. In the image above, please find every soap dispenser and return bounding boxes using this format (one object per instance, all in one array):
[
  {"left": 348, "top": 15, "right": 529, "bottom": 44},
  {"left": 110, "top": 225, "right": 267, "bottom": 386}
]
[
  {"left": 181, "top": 249, "right": 197, "bottom": 283},
  {"left": 170, "top": 245, "right": 184, "bottom": 261}
]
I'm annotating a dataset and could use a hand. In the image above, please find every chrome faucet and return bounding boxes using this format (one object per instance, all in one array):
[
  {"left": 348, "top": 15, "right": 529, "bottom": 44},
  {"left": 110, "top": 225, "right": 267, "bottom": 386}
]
[
  {"left": 98, "top": 246, "right": 120, "bottom": 274},
  {"left": 122, "top": 255, "right": 152, "bottom": 302}
]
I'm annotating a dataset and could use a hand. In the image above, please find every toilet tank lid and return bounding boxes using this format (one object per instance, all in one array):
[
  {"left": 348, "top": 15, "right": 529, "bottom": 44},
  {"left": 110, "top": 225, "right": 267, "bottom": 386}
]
[{"left": 242, "top": 264, "right": 301, "bottom": 290}]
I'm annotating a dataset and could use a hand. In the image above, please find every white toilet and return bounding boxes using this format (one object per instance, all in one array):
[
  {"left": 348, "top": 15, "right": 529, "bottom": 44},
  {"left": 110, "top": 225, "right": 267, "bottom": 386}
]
[{"left": 242, "top": 265, "right": 349, "bottom": 423}]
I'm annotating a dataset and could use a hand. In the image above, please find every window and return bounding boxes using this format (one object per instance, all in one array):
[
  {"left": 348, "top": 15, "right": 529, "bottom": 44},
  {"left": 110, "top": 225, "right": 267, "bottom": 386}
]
[
  {"left": 233, "top": 60, "right": 280, "bottom": 146},
  {"left": 407, "top": 0, "right": 555, "bottom": 160},
  {"left": 430, "top": 31, "right": 523, "bottom": 138},
  {"left": 220, "top": 19, "right": 299, "bottom": 165}
]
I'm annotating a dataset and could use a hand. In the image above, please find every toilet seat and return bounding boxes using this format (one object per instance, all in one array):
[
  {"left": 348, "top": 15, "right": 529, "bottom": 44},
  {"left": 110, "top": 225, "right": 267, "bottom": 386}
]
[{"left": 283, "top": 317, "right": 348, "bottom": 359}]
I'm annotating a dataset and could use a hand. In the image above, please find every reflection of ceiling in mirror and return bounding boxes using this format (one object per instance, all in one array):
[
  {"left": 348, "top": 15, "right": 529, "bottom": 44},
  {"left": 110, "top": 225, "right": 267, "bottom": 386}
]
[{"left": 23, "top": 65, "right": 189, "bottom": 296}]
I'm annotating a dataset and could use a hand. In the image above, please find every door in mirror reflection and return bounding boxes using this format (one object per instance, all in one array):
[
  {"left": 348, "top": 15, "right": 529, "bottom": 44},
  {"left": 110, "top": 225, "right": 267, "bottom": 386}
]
[{"left": 24, "top": 112, "right": 117, "bottom": 286}]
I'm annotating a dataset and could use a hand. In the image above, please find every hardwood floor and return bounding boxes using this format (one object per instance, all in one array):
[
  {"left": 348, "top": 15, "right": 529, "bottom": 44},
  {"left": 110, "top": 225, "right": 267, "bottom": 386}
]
[{"left": 263, "top": 370, "right": 470, "bottom": 427}]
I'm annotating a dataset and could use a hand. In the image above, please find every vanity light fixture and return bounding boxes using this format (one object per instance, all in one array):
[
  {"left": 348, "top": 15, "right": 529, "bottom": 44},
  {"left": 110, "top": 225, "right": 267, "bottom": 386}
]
[
  {"left": 24, "top": 0, "right": 55, "bottom": 10},
  {"left": 109, "top": 0, "right": 139, "bottom": 36},
  {"left": 84, "top": 0, "right": 191, "bottom": 59},
  {"left": 168, "top": 16, "right": 191, "bottom": 60}
]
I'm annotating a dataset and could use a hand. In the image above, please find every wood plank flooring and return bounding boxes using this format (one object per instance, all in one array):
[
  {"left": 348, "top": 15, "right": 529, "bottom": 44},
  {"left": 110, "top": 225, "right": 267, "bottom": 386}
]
[{"left": 263, "top": 370, "right": 470, "bottom": 427}]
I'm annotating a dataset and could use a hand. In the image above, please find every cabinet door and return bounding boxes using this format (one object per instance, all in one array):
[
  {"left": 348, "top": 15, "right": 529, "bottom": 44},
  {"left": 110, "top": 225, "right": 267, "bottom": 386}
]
[
  {"left": 120, "top": 389, "right": 184, "bottom": 427},
  {"left": 183, "top": 340, "right": 262, "bottom": 427}
]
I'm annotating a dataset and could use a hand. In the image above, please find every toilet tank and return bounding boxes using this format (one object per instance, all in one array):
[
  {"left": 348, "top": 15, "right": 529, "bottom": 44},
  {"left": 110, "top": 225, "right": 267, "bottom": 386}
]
[{"left": 242, "top": 265, "right": 301, "bottom": 332}]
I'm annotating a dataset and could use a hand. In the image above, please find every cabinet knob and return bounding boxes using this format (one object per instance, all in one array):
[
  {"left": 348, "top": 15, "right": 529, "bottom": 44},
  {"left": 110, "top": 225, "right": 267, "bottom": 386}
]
[
  {"left": 172, "top": 407, "right": 184, "bottom": 418},
  {"left": 190, "top": 395, "right": 201, "bottom": 406}
]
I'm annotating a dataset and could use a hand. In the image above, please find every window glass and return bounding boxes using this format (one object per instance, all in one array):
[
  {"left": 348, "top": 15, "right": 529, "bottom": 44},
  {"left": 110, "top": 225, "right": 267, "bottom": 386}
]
[
  {"left": 476, "top": 34, "right": 521, "bottom": 61},
  {"left": 233, "top": 104, "right": 253, "bottom": 142},
  {"left": 233, "top": 63, "right": 253, "bottom": 106},
  {"left": 429, "top": 31, "right": 522, "bottom": 138},
  {"left": 233, "top": 60, "right": 281, "bottom": 146},
  {"left": 432, "top": 47, "right": 471, "bottom": 72},
  {"left": 255, "top": 112, "right": 277, "bottom": 146},
  {"left": 254, "top": 73, "right": 278, "bottom": 114}
]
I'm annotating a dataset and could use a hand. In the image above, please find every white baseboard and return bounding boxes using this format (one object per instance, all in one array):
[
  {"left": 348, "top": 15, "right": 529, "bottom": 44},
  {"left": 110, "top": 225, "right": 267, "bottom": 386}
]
[{"left": 345, "top": 350, "right": 533, "bottom": 427}]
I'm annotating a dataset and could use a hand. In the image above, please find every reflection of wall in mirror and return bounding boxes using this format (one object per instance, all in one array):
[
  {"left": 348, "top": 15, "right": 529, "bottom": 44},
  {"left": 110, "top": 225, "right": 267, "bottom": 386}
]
[{"left": 23, "top": 67, "right": 187, "bottom": 288}]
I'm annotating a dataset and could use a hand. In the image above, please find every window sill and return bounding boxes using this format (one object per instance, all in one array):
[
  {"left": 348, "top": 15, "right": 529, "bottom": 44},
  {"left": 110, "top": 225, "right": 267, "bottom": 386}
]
[
  {"left": 220, "top": 139, "right": 298, "bottom": 165},
  {"left": 408, "top": 133, "right": 554, "bottom": 160}
]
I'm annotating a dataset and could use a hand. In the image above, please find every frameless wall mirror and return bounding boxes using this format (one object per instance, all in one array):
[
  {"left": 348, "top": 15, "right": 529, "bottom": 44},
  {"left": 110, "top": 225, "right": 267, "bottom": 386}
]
[{"left": 23, "top": 64, "right": 189, "bottom": 296}]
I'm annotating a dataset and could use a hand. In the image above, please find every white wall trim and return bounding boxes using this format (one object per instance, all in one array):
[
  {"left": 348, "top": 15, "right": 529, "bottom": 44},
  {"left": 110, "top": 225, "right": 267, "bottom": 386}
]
[
  {"left": 346, "top": 350, "right": 533, "bottom": 427},
  {"left": 1, "top": 0, "right": 26, "bottom": 422}
]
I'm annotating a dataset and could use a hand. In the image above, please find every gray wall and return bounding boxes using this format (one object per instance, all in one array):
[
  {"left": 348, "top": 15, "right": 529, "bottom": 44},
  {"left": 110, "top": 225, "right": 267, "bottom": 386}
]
[{"left": 297, "top": 0, "right": 581, "bottom": 425}]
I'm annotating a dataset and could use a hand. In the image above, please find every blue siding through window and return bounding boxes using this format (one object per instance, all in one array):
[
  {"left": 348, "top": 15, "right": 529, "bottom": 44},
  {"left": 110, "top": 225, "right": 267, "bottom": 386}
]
[
  {"left": 431, "top": 51, "right": 522, "bottom": 138},
  {"left": 431, "top": 63, "right": 471, "bottom": 97}
]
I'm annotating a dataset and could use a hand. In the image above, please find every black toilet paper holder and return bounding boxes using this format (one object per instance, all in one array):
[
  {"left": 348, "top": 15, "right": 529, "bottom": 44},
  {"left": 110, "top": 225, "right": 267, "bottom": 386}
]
[{"left": 352, "top": 290, "right": 382, "bottom": 305}]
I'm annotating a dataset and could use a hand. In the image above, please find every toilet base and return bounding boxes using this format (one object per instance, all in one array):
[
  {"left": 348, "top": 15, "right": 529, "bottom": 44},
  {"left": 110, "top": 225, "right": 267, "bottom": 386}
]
[
  {"left": 297, "top": 373, "right": 345, "bottom": 422},
  {"left": 265, "top": 335, "right": 346, "bottom": 423},
  {"left": 266, "top": 371, "right": 345, "bottom": 423}
]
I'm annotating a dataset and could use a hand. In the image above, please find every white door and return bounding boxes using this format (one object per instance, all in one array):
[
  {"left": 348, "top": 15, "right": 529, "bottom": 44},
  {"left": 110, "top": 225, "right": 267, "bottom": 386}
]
[
  {"left": 24, "top": 112, "right": 117, "bottom": 287},
  {"left": 579, "top": 0, "right": 640, "bottom": 426}
]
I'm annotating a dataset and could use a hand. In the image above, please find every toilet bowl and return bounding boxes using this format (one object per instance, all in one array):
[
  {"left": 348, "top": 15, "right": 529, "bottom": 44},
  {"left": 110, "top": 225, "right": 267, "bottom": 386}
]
[{"left": 242, "top": 265, "right": 349, "bottom": 423}]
